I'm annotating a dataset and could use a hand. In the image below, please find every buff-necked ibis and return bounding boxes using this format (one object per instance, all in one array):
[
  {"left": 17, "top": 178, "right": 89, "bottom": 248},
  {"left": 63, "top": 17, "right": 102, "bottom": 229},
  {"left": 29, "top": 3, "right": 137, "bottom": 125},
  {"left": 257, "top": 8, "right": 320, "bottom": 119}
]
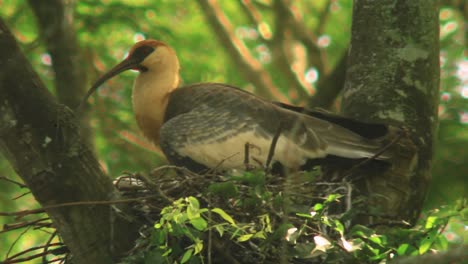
[{"left": 80, "top": 39, "right": 391, "bottom": 173}]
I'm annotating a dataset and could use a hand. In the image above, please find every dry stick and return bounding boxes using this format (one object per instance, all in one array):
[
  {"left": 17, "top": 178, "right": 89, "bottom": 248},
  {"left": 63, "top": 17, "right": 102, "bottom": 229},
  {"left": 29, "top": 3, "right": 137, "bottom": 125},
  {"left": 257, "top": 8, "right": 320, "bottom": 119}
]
[
  {"left": 42, "top": 231, "right": 57, "bottom": 264},
  {"left": 1, "top": 217, "right": 50, "bottom": 234},
  {"left": 265, "top": 122, "right": 283, "bottom": 173},
  {"left": 13, "top": 191, "right": 31, "bottom": 200},
  {"left": 0, "top": 176, "right": 27, "bottom": 188},
  {"left": 48, "top": 257, "right": 66, "bottom": 264},
  {"left": 3, "top": 243, "right": 63, "bottom": 263},
  {"left": 137, "top": 173, "right": 173, "bottom": 204},
  {"left": 342, "top": 130, "right": 405, "bottom": 180},
  {"left": 6, "top": 226, "right": 30, "bottom": 259},
  {"left": 209, "top": 152, "right": 240, "bottom": 173},
  {"left": 0, "top": 195, "right": 159, "bottom": 219}
]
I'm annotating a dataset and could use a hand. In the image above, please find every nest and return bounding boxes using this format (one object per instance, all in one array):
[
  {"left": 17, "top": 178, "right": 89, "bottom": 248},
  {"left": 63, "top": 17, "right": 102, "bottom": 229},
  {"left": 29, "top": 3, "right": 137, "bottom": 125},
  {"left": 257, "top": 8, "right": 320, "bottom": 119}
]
[{"left": 113, "top": 165, "right": 355, "bottom": 264}]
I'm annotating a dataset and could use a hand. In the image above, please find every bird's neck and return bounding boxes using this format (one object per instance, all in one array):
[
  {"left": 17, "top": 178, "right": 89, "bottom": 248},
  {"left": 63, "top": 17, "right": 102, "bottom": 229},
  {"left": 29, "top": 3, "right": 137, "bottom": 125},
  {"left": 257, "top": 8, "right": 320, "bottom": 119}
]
[{"left": 132, "top": 60, "right": 180, "bottom": 145}]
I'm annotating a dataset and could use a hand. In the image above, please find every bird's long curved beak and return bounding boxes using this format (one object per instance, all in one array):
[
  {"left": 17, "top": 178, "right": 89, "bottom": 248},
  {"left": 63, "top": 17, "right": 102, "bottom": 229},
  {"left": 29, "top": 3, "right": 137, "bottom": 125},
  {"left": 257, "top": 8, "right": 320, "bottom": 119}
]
[{"left": 77, "top": 58, "right": 138, "bottom": 110}]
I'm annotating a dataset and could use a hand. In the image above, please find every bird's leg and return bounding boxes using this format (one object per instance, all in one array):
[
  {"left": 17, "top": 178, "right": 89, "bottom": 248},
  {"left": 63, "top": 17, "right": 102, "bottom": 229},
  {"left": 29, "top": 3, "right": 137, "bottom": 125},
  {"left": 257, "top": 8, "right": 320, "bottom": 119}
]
[
  {"left": 244, "top": 142, "right": 250, "bottom": 169},
  {"left": 265, "top": 122, "right": 283, "bottom": 174},
  {"left": 244, "top": 142, "right": 256, "bottom": 171},
  {"left": 244, "top": 142, "right": 262, "bottom": 171}
]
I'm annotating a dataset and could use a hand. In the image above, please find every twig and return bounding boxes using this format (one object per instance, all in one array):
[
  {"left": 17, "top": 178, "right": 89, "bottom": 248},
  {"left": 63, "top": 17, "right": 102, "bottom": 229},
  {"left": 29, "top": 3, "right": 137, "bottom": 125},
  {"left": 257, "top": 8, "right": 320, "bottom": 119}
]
[
  {"left": 0, "top": 195, "right": 159, "bottom": 219},
  {"left": 6, "top": 226, "right": 30, "bottom": 259},
  {"left": 48, "top": 257, "right": 66, "bottom": 264},
  {"left": 137, "top": 173, "right": 174, "bottom": 203},
  {"left": 42, "top": 231, "right": 57, "bottom": 263},
  {"left": 1, "top": 217, "right": 50, "bottom": 234},
  {"left": 270, "top": 0, "right": 310, "bottom": 100},
  {"left": 13, "top": 191, "right": 31, "bottom": 200},
  {"left": 276, "top": 0, "right": 324, "bottom": 73},
  {"left": 195, "top": 0, "right": 289, "bottom": 102},
  {"left": 0, "top": 176, "right": 27, "bottom": 188},
  {"left": 3, "top": 243, "right": 63, "bottom": 263},
  {"left": 316, "top": 0, "right": 332, "bottom": 35},
  {"left": 265, "top": 122, "right": 283, "bottom": 171},
  {"left": 342, "top": 131, "right": 405, "bottom": 180}
]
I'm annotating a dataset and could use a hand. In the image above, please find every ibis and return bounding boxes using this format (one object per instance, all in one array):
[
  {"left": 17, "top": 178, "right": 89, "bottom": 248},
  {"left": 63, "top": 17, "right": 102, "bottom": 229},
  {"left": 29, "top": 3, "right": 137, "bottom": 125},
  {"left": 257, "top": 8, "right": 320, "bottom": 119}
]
[{"left": 81, "top": 39, "right": 392, "bottom": 173}]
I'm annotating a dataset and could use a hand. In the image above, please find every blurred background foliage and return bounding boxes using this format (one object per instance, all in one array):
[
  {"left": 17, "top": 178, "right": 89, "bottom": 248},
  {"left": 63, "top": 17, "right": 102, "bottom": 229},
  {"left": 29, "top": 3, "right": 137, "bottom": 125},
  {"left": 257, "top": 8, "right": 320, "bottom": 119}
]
[{"left": 0, "top": 0, "right": 466, "bottom": 262}]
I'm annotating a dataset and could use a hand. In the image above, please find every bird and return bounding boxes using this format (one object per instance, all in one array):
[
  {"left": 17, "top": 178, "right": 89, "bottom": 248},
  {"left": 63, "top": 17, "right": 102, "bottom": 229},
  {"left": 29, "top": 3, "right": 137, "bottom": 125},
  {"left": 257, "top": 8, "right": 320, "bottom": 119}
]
[{"left": 80, "top": 39, "right": 392, "bottom": 174}]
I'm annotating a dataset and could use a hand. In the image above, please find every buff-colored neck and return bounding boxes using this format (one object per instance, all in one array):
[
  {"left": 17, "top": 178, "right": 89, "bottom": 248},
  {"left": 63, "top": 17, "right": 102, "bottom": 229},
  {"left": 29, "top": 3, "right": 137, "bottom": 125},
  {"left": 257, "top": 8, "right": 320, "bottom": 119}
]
[{"left": 132, "top": 47, "right": 180, "bottom": 145}]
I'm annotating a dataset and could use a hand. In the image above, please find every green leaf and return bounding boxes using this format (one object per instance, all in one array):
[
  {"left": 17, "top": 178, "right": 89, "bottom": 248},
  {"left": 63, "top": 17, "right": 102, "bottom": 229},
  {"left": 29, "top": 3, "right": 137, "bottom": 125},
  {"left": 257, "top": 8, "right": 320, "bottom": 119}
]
[
  {"left": 194, "top": 239, "right": 203, "bottom": 254},
  {"left": 313, "top": 203, "right": 324, "bottom": 211},
  {"left": 369, "top": 234, "right": 383, "bottom": 246},
  {"left": 187, "top": 205, "right": 200, "bottom": 220},
  {"left": 296, "top": 213, "right": 313, "bottom": 219},
  {"left": 190, "top": 217, "right": 208, "bottom": 231},
  {"left": 187, "top": 197, "right": 201, "bottom": 219},
  {"left": 187, "top": 196, "right": 200, "bottom": 210},
  {"left": 237, "top": 234, "right": 253, "bottom": 242},
  {"left": 208, "top": 182, "right": 238, "bottom": 197},
  {"left": 350, "top": 225, "right": 374, "bottom": 238},
  {"left": 162, "top": 247, "right": 172, "bottom": 257},
  {"left": 253, "top": 231, "right": 266, "bottom": 239},
  {"left": 152, "top": 229, "right": 166, "bottom": 245},
  {"left": 333, "top": 220, "right": 345, "bottom": 235},
  {"left": 425, "top": 216, "right": 438, "bottom": 229},
  {"left": 419, "top": 229, "right": 439, "bottom": 254},
  {"left": 212, "top": 208, "right": 236, "bottom": 226},
  {"left": 214, "top": 225, "right": 225, "bottom": 237},
  {"left": 434, "top": 235, "right": 449, "bottom": 251},
  {"left": 325, "top": 194, "right": 342, "bottom": 203},
  {"left": 418, "top": 239, "right": 432, "bottom": 254},
  {"left": 460, "top": 208, "right": 468, "bottom": 220},
  {"left": 397, "top": 243, "right": 409, "bottom": 255},
  {"left": 181, "top": 249, "right": 193, "bottom": 264}
]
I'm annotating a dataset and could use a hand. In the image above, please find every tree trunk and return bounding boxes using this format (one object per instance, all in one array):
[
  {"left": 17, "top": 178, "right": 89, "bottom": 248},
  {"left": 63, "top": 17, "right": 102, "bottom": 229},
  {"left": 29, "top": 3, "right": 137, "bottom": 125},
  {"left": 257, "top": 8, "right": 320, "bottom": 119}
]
[
  {"left": 0, "top": 18, "right": 138, "bottom": 263},
  {"left": 336, "top": 0, "right": 439, "bottom": 225}
]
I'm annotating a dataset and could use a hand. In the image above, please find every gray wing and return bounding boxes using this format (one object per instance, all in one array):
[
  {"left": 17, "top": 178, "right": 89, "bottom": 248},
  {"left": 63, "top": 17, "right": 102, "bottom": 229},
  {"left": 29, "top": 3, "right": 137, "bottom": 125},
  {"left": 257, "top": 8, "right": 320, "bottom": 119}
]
[{"left": 161, "top": 83, "right": 387, "bottom": 170}]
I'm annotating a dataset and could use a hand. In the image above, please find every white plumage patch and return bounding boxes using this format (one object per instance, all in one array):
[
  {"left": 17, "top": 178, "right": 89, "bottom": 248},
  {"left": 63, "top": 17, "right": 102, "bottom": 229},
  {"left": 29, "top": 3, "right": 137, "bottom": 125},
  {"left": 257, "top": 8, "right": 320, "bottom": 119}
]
[{"left": 178, "top": 130, "right": 328, "bottom": 170}]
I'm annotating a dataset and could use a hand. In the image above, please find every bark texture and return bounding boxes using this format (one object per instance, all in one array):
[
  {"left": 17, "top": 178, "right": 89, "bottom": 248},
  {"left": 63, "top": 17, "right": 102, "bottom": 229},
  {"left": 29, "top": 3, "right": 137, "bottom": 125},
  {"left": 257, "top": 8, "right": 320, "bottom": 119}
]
[
  {"left": 338, "top": 0, "right": 439, "bottom": 225},
  {"left": 0, "top": 18, "right": 137, "bottom": 263}
]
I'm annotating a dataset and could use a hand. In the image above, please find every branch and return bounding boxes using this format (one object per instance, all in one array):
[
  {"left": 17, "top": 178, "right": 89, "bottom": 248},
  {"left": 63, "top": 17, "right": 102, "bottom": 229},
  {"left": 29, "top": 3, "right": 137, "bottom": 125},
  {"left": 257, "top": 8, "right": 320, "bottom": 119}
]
[
  {"left": 195, "top": 0, "right": 289, "bottom": 102},
  {"left": 28, "top": 0, "right": 94, "bottom": 148},
  {"left": 275, "top": 0, "right": 324, "bottom": 74},
  {"left": 238, "top": 0, "right": 310, "bottom": 101},
  {"left": 307, "top": 52, "right": 347, "bottom": 109},
  {"left": 0, "top": 18, "right": 138, "bottom": 263}
]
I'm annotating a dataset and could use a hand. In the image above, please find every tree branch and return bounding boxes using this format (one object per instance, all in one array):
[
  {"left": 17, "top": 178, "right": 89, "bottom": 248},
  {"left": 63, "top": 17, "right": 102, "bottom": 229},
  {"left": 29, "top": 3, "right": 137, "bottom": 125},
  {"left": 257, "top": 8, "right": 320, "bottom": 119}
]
[
  {"left": 239, "top": 0, "right": 310, "bottom": 101},
  {"left": 27, "top": 0, "right": 94, "bottom": 149},
  {"left": 307, "top": 52, "right": 347, "bottom": 109},
  {"left": 275, "top": 0, "right": 324, "bottom": 74},
  {"left": 195, "top": 0, "right": 289, "bottom": 102},
  {"left": 0, "top": 18, "right": 138, "bottom": 264}
]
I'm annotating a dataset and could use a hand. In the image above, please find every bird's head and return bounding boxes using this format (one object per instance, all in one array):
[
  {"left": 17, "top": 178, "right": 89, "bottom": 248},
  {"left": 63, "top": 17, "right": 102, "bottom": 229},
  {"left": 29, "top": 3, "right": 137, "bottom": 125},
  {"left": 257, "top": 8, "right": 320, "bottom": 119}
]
[{"left": 78, "top": 39, "right": 178, "bottom": 109}]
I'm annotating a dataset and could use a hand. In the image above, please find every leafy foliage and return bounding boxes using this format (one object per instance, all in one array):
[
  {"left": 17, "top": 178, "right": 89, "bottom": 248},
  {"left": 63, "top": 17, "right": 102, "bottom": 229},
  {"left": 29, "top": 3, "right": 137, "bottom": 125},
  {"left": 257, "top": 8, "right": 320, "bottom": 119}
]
[
  {"left": 121, "top": 170, "right": 467, "bottom": 264},
  {"left": 0, "top": 0, "right": 466, "bottom": 263}
]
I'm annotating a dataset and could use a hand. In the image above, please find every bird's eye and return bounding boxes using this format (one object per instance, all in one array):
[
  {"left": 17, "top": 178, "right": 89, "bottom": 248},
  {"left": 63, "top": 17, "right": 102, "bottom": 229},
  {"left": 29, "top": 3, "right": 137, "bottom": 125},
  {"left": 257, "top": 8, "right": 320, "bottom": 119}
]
[{"left": 131, "top": 46, "right": 155, "bottom": 63}]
